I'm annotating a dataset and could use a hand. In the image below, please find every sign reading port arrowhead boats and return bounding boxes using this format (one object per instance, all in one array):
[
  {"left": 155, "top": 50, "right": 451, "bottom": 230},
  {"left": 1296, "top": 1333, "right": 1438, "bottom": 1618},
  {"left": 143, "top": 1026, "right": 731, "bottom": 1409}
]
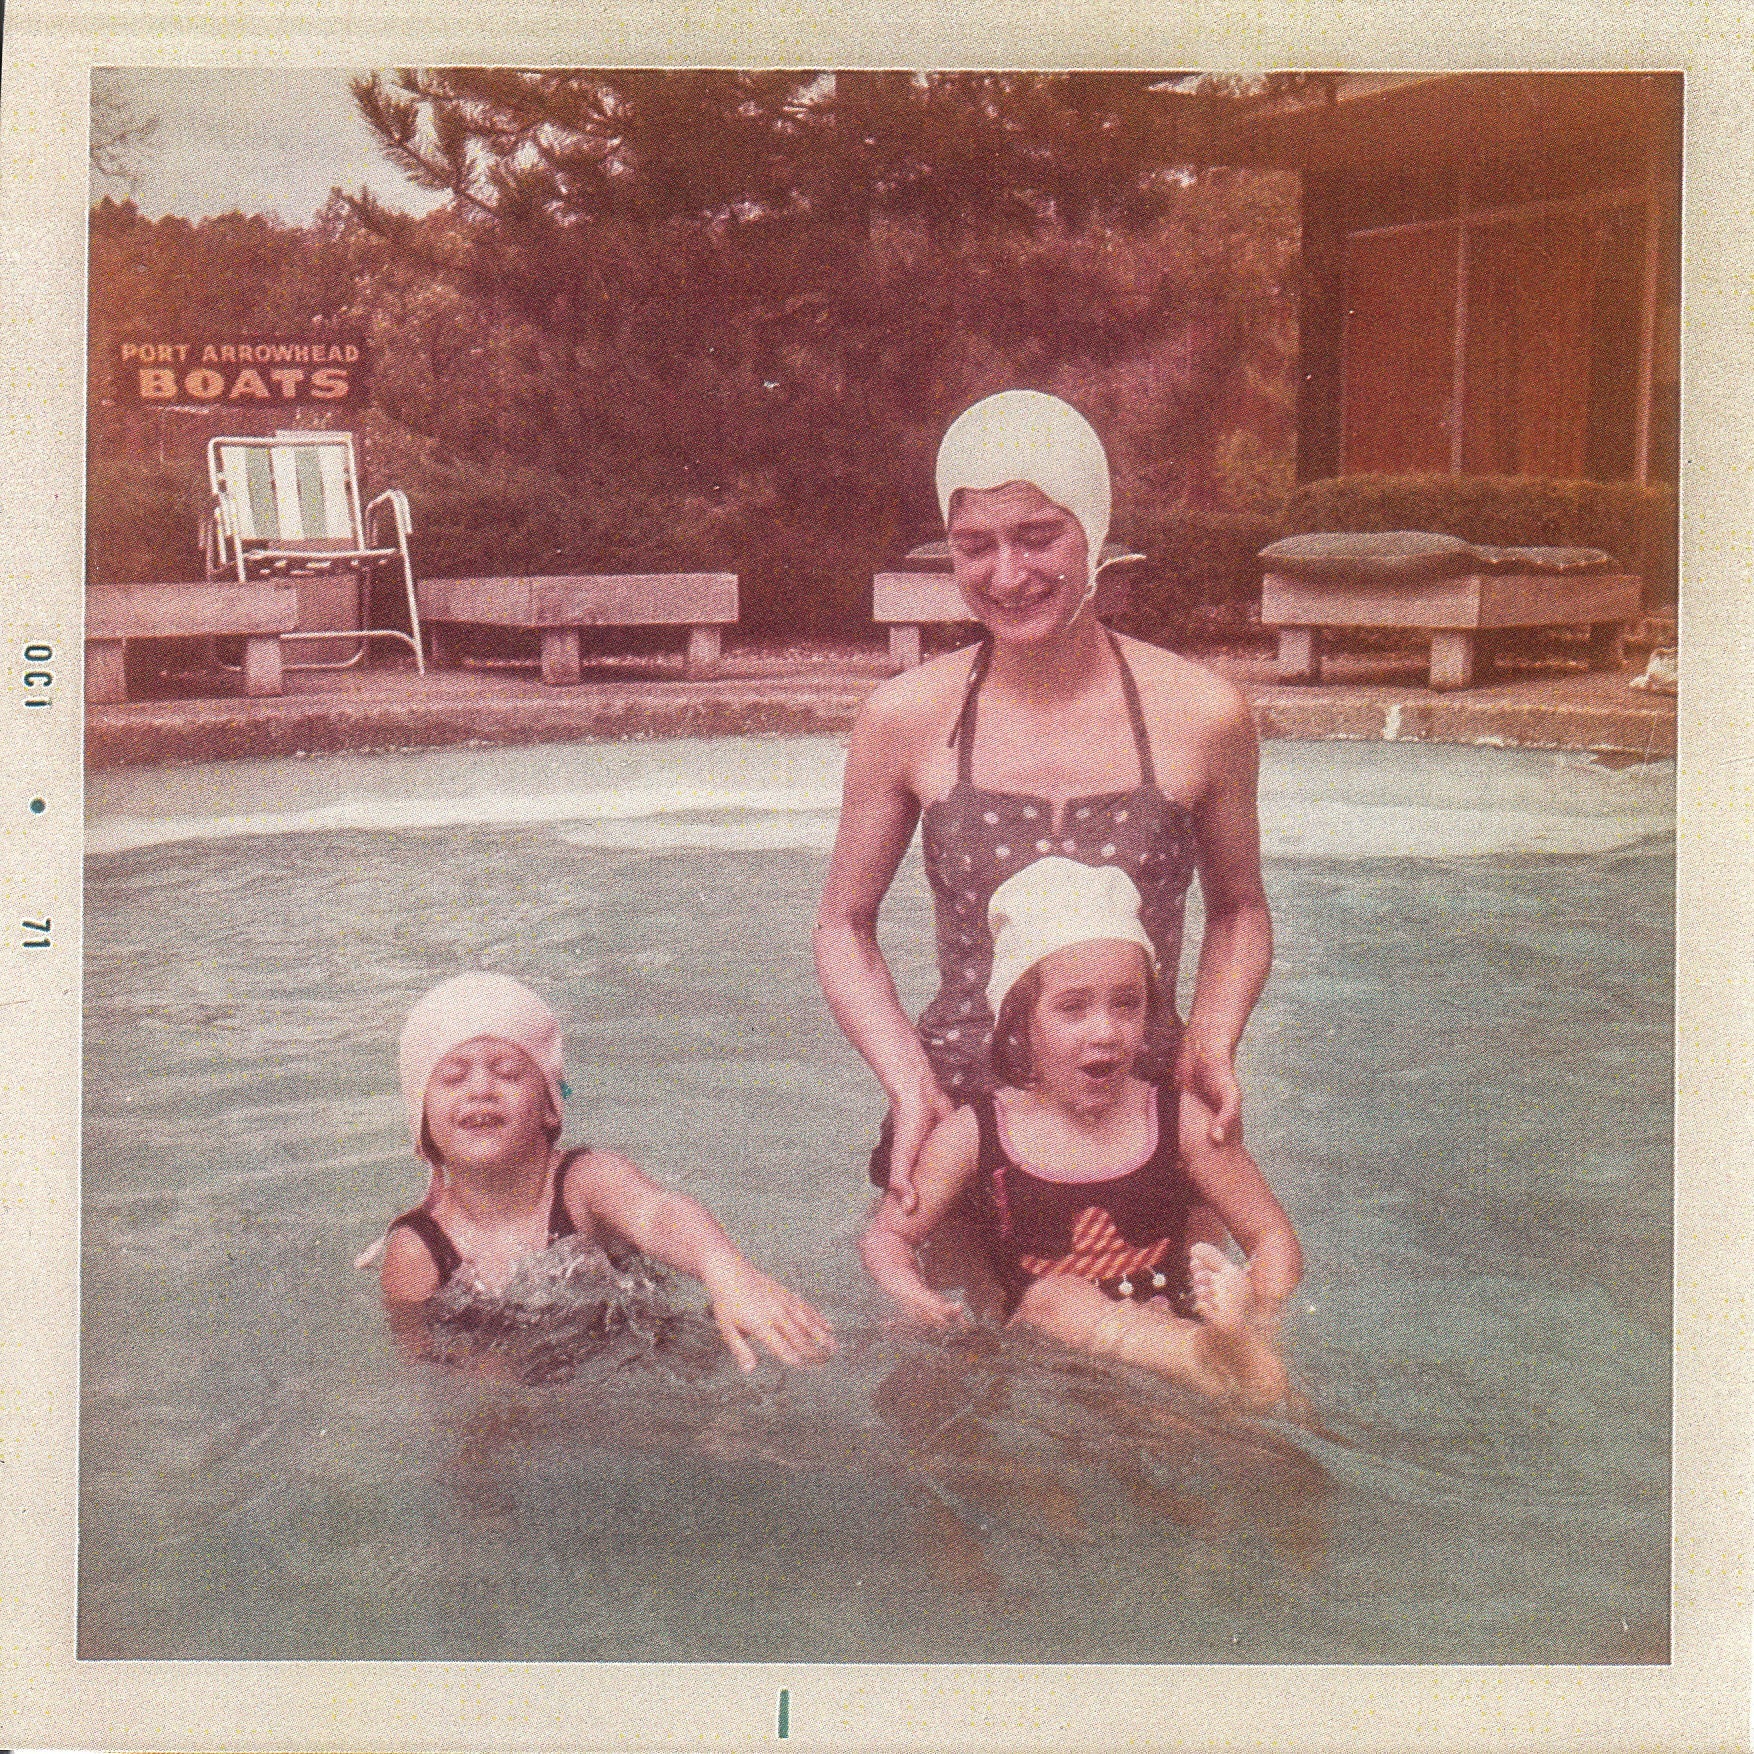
[{"left": 117, "top": 335, "right": 371, "bottom": 404}]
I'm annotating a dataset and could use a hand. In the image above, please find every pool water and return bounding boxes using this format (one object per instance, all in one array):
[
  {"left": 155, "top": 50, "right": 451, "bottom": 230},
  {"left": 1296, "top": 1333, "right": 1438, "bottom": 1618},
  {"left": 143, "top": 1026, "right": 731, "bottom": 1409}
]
[{"left": 80, "top": 737, "right": 1674, "bottom": 1663}]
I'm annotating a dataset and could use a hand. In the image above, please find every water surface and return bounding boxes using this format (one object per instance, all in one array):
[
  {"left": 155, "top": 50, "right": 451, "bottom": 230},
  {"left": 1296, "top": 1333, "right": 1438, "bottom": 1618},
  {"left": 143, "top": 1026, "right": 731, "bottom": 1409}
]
[{"left": 81, "top": 737, "right": 1673, "bottom": 1662}]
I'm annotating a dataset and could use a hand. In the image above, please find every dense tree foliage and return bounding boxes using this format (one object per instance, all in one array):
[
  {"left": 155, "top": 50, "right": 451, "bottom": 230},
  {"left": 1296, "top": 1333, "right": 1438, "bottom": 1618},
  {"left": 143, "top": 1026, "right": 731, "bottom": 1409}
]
[{"left": 88, "top": 72, "right": 1302, "bottom": 634}]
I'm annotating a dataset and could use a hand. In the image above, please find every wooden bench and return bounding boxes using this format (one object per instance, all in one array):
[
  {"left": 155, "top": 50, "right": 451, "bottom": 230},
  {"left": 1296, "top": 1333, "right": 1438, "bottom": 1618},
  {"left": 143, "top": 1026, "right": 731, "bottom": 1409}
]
[
  {"left": 1261, "top": 569, "right": 1642, "bottom": 691},
  {"left": 86, "top": 581, "right": 300, "bottom": 704},
  {"left": 874, "top": 545, "right": 1140, "bottom": 667},
  {"left": 871, "top": 573, "right": 969, "bottom": 669},
  {"left": 417, "top": 574, "right": 738, "bottom": 685}
]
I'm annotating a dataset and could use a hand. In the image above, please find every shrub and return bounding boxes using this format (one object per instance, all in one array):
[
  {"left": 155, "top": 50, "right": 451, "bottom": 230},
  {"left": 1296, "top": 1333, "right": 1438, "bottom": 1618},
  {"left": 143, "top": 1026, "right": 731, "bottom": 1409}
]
[
  {"left": 85, "top": 457, "right": 210, "bottom": 586},
  {"left": 1108, "top": 509, "right": 1278, "bottom": 648},
  {"left": 85, "top": 438, "right": 903, "bottom": 640},
  {"left": 1278, "top": 474, "right": 1678, "bottom": 606}
]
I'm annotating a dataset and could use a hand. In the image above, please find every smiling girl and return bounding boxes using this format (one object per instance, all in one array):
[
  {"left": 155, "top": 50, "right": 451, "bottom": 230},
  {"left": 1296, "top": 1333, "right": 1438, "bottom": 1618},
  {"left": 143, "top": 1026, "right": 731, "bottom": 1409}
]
[
  {"left": 373, "top": 971, "right": 834, "bottom": 1372},
  {"left": 860, "top": 859, "right": 1300, "bottom": 1407}
]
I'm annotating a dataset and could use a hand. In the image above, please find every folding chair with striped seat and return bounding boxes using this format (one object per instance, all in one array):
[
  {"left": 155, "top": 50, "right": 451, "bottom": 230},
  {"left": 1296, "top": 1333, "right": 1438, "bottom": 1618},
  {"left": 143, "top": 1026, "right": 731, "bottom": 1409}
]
[{"left": 204, "top": 431, "right": 425, "bottom": 671}]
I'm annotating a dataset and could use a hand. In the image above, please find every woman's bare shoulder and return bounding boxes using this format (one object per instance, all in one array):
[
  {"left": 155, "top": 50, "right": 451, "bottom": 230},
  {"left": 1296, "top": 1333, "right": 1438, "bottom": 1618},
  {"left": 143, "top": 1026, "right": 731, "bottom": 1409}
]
[
  {"left": 1111, "top": 633, "right": 1251, "bottom": 733},
  {"left": 853, "top": 644, "right": 981, "bottom": 742}
]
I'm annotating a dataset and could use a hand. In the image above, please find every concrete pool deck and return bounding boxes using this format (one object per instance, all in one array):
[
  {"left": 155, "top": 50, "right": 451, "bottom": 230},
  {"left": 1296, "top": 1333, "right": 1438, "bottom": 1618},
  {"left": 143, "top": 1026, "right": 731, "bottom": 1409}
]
[{"left": 84, "top": 640, "right": 1677, "bottom": 769}]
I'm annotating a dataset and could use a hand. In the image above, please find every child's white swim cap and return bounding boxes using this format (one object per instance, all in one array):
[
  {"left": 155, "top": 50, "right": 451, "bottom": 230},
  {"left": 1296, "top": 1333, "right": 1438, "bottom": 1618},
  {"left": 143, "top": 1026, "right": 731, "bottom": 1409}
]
[
  {"left": 398, "top": 971, "right": 566, "bottom": 1163},
  {"left": 986, "top": 856, "right": 1157, "bottom": 1019},
  {"left": 935, "top": 390, "right": 1113, "bottom": 603}
]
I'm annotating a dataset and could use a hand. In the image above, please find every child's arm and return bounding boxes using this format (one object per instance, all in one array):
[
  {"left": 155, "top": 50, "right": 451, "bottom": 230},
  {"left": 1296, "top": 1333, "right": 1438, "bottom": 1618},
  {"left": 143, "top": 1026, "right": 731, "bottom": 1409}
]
[
  {"left": 568, "top": 1150, "right": 835, "bottom": 1372},
  {"left": 1177, "top": 1089, "right": 1303, "bottom": 1310},
  {"left": 380, "top": 1223, "right": 442, "bottom": 1304},
  {"left": 859, "top": 1104, "right": 980, "bottom": 1323}
]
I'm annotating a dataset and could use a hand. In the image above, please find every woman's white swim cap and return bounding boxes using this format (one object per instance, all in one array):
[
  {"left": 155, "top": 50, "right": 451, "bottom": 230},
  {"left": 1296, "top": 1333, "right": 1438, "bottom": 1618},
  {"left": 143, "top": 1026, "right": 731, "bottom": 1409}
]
[
  {"left": 935, "top": 390, "right": 1113, "bottom": 599},
  {"left": 986, "top": 856, "right": 1157, "bottom": 1019}
]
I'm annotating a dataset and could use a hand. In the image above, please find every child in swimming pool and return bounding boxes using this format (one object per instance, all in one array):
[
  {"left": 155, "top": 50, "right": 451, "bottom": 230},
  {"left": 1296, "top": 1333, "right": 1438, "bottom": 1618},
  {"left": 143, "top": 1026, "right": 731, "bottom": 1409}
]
[
  {"left": 371, "top": 971, "right": 835, "bottom": 1372},
  {"left": 860, "top": 858, "right": 1301, "bottom": 1408}
]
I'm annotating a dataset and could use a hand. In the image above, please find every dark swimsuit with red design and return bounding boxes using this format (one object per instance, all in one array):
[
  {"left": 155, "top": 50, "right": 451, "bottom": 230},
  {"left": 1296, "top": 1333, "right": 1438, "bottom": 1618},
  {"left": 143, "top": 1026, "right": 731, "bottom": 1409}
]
[
  {"left": 972, "top": 1084, "right": 1195, "bottom": 1319},
  {"left": 389, "top": 1148, "right": 587, "bottom": 1291}
]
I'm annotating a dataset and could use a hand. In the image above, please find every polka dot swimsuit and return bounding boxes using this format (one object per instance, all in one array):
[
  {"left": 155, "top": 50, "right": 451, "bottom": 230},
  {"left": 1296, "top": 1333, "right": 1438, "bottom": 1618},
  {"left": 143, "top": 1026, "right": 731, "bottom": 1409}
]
[{"left": 916, "top": 630, "right": 1198, "bottom": 1100}]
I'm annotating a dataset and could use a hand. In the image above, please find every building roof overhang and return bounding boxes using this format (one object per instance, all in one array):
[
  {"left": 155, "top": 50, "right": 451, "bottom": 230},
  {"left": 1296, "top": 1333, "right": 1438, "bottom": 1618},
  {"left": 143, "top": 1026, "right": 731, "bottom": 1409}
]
[{"left": 1199, "top": 71, "right": 1681, "bottom": 176}]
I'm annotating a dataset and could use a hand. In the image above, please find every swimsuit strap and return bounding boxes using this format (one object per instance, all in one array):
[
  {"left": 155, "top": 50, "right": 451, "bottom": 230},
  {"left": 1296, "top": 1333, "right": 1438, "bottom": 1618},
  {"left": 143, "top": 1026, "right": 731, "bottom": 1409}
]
[
  {"left": 391, "top": 1207, "right": 464, "bottom": 1289},
  {"left": 1104, "top": 627, "right": 1157, "bottom": 790},
  {"left": 547, "top": 1147, "right": 590, "bottom": 1241},
  {"left": 1151, "top": 1081, "right": 1181, "bottom": 1173},
  {"left": 948, "top": 628, "right": 1156, "bottom": 790},
  {"left": 970, "top": 1092, "right": 1013, "bottom": 1237},
  {"left": 947, "top": 636, "right": 994, "bottom": 774}
]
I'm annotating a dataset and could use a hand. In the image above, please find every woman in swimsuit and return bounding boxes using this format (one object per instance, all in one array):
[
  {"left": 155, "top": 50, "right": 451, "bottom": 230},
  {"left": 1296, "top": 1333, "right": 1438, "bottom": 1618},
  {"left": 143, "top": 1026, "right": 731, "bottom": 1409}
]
[
  {"left": 860, "top": 857, "right": 1299, "bottom": 1407},
  {"left": 373, "top": 971, "right": 835, "bottom": 1372},
  {"left": 815, "top": 390, "right": 1274, "bottom": 1210}
]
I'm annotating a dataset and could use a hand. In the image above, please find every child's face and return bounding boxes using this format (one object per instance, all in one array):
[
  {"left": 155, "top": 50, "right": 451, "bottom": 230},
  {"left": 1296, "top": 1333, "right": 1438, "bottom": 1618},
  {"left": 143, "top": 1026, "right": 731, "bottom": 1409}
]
[
  {"left": 423, "top": 1036, "right": 557, "bottom": 1172},
  {"left": 1026, "top": 939, "right": 1150, "bottom": 1110}
]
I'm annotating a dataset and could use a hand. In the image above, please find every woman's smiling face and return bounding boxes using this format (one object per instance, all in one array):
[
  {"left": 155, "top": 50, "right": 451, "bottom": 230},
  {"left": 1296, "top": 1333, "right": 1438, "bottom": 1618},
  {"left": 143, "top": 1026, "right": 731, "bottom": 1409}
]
[{"left": 946, "top": 479, "right": 1090, "bottom": 644}]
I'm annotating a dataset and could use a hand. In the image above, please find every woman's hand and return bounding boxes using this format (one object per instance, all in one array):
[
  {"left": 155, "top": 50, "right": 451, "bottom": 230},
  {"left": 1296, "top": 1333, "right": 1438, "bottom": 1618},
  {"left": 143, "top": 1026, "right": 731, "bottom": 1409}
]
[
  {"left": 883, "top": 1078, "right": 957, "bottom": 1214},
  {"left": 815, "top": 674, "right": 958, "bottom": 1207},
  {"left": 1175, "top": 1030, "right": 1243, "bottom": 1146},
  {"left": 1179, "top": 667, "right": 1272, "bottom": 1150},
  {"left": 701, "top": 1256, "right": 838, "bottom": 1372}
]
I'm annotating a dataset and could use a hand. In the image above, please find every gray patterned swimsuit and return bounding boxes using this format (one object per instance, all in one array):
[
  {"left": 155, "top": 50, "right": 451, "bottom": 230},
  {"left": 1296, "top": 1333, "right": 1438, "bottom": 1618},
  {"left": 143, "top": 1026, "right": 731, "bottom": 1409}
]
[{"left": 916, "top": 628, "right": 1199, "bottom": 1101}]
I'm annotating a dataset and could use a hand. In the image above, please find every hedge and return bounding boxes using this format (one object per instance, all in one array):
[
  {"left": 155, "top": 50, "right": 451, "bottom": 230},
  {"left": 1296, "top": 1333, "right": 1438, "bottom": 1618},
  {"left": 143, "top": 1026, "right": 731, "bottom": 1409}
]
[
  {"left": 1107, "top": 509, "right": 1277, "bottom": 648},
  {"left": 85, "top": 458, "right": 212, "bottom": 587},
  {"left": 84, "top": 449, "right": 1676, "bottom": 645},
  {"left": 85, "top": 446, "right": 900, "bottom": 639}
]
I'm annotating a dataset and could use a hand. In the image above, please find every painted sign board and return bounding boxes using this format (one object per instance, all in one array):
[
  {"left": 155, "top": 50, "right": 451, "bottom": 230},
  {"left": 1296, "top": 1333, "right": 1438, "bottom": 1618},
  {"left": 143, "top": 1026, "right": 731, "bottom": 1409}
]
[{"left": 115, "top": 335, "right": 369, "bottom": 404}]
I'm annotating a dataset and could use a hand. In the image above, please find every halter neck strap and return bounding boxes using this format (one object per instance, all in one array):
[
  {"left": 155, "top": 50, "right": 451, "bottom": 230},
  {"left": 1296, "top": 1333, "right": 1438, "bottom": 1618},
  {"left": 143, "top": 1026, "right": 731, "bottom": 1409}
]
[
  {"left": 949, "top": 627, "right": 1155, "bottom": 790},
  {"left": 948, "top": 637, "right": 994, "bottom": 776},
  {"left": 1106, "top": 626, "right": 1158, "bottom": 789}
]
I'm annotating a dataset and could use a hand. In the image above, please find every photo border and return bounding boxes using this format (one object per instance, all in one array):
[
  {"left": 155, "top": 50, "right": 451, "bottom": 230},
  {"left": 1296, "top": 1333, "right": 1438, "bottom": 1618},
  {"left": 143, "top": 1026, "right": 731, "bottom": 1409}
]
[{"left": 3, "top": 0, "right": 1746, "bottom": 1746}]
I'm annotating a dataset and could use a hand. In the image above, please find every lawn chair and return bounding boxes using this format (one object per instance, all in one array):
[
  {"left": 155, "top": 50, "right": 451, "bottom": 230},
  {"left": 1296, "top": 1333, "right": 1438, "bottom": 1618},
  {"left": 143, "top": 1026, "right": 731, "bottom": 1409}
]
[{"left": 204, "top": 430, "right": 425, "bottom": 671}]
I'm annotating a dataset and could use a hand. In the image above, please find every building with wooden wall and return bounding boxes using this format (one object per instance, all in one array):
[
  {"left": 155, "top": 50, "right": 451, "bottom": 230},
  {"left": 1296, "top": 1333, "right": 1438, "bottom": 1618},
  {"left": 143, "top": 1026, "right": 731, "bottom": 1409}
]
[{"left": 1206, "top": 73, "right": 1681, "bottom": 487}]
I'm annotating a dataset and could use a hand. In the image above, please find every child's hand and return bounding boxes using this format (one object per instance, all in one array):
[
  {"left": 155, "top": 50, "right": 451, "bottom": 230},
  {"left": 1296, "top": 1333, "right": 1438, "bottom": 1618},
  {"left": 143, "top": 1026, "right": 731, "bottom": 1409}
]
[{"left": 703, "top": 1258, "right": 837, "bottom": 1372}]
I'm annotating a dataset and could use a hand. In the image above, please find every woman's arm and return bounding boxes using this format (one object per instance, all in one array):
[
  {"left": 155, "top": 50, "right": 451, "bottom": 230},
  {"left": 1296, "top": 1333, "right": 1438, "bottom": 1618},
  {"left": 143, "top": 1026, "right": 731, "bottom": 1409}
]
[
  {"left": 859, "top": 1104, "right": 981, "bottom": 1322},
  {"left": 574, "top": 1151, "right": 836, "bottom": 1371},
  {"left": 1181, "top": 683, "right": 1274, "bottom": 1145},
  {"left": 815, "top": 688, "right": 954, "bottom": 1210}
]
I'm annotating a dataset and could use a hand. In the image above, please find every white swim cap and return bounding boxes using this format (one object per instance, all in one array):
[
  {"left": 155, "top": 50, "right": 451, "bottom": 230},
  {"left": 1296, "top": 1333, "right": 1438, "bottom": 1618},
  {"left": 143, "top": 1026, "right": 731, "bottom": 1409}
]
[
  {"left": 986, "top": 856, "right": 1157, "bottom": 1019},
  {"left": 398, "top": 971, "right": 565, "bottom": 1163},
  {"left": 935, "top": 390, "right": 1113, "bottom": 601}
]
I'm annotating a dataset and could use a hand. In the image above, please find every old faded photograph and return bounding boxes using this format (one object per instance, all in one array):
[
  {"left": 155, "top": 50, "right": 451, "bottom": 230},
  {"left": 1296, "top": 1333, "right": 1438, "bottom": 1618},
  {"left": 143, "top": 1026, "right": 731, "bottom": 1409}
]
[{"left": 78, "top": 68, "right": 1678, "bottom": 1665}]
